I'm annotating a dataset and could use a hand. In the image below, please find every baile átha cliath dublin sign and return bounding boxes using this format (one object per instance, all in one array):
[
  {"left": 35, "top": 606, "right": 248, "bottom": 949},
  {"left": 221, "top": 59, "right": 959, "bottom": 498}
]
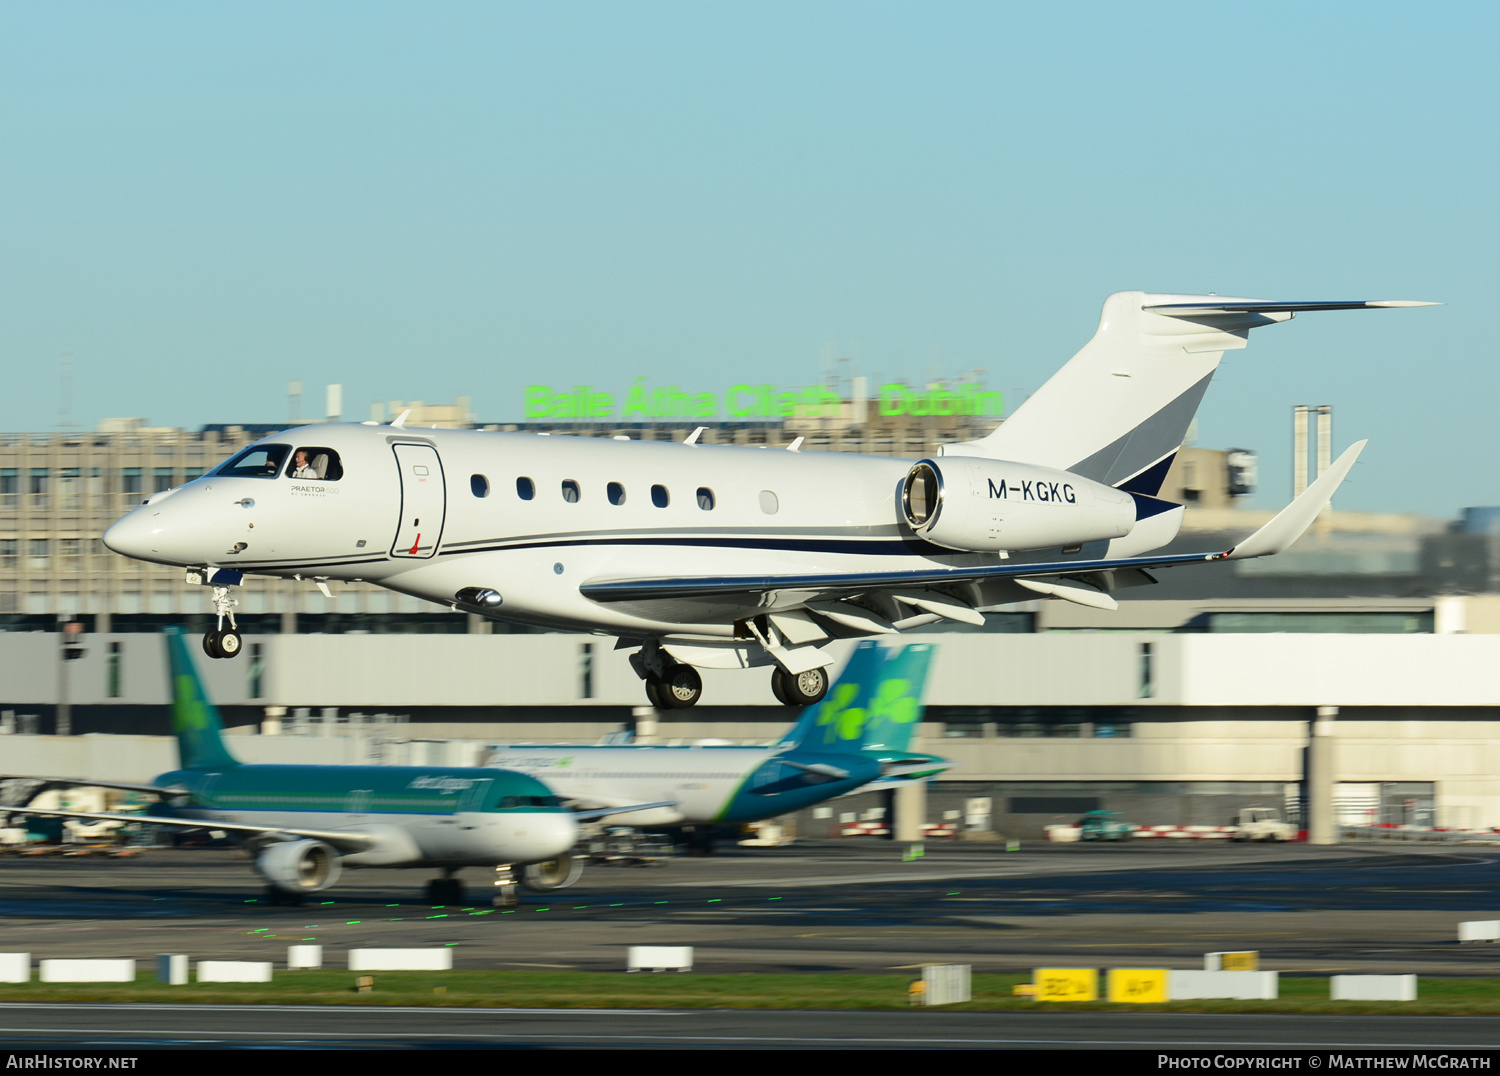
[{"left": 523, "top": 379, "right": 1003, "bottom": 420}]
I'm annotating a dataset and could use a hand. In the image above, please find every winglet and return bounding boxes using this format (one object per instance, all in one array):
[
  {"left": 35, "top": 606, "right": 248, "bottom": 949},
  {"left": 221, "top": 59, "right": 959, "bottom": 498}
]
[{"left": 1225, "top": 440, "right": 1367, "bottom": 560}]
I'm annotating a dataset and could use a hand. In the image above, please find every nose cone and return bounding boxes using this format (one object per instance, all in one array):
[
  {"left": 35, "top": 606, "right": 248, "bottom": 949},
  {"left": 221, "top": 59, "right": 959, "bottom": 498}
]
[
  {"left": 103, "top": 494, "right": 202, "bottom": 567},
  {"left": 102, "top": 507, "right": 161, "bottom": 562}
]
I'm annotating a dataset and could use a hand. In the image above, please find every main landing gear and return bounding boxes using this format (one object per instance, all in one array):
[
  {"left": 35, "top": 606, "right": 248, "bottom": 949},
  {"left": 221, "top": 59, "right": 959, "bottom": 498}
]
[
  {"left": 644, "top": 664, "right": 703, "bottom": 710},
  {"left": 202, "top": 585, "right": 242, "bottom": 660},
  {"left": 425, "top": 875, "right": 466, "bottom": 906},
  {"left": 770, "top": 666, "right": 830, "bottom": 707}
]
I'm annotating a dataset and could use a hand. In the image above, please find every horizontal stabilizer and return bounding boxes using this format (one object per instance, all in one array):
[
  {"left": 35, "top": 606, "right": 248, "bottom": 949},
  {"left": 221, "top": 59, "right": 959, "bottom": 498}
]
[
  {"left": 1144, "top": 299, "right": 1438, "bottom": 318},
  {"left": 783, "top": 760, "right": 851, "bottom": 781},
  {"left": 1227, "top": 440, "right": 1367, "bottom": 560}
]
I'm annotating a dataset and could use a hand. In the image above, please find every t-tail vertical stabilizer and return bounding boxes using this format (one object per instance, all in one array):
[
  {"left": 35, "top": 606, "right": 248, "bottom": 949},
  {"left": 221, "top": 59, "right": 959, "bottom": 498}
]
[
  {"left": 163, "top": 628, "right": 240, "bottom": 771},
  {"left": 943, "top": 293, "right": 1435, "bottom": 499}
]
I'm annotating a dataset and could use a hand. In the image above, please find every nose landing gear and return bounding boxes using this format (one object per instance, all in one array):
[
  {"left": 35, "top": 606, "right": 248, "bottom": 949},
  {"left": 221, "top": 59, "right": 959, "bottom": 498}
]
[{"left": 201, "top": 584, "right": 243, "bottom": 660}]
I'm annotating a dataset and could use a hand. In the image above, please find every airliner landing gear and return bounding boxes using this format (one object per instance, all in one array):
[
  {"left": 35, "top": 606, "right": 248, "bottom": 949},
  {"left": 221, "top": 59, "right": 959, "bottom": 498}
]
[
  {"left": 771, "top": 666, "right": 829, "bottom": 707},
  {"left": 425, "top": 876, "right": 465, "bottom": 905},
  {"left": 202, "top": 585, "right": 242, "bottom": 660},
  {"left": 493, "top": 863, "right": 519, "bottom": 909},
  {"left": 264, "top": 884, "right": 304, "bottom": 907}
]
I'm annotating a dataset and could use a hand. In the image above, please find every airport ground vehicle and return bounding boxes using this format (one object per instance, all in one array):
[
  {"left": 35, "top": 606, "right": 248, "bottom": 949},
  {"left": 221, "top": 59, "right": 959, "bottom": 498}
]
[
  {"left": 1232, "top": 807, "right": 1298, "bottom": 842},
  {"left": 1078, "top": 810, "right": 1134, "bottom": 841}
]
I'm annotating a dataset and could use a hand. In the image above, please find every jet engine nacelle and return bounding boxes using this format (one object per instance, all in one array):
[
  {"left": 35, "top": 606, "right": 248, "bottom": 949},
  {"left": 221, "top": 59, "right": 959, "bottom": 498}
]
[
  {"left": 521, "top": 852, "right": 584, "bottom": 892},
  {"left": 254, "top": 839, "right": 342, "bottom": 893},
  {"left": 900, "top": 457, "right": 1134, "bottom": 553}
]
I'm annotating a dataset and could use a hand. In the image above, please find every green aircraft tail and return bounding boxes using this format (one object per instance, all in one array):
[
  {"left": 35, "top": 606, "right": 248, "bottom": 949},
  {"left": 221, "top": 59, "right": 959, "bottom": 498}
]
[
  {"left": 782, "top": 641, "right": 934, "bottom": 757},
  {"left": 163, "top": 628, "right": 240, "bottom": 770}
]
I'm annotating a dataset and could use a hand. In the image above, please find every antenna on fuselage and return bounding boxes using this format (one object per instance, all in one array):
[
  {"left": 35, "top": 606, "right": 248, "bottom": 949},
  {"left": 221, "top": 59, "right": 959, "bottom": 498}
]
[
  {"left": 684, "top": 426, "right": 706, "bottom": 445},
  {"left": 390, "top": 409, "right": 411, "bottom": 428}
]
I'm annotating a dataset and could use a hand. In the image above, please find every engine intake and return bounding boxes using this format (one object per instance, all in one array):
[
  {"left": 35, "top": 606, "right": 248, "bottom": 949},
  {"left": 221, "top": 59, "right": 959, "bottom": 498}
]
[
  {"left": 521, "top": 852, "right": 584, "bottom": 892},
  {"left": 254, "top": 839, "right": 342, "bottom": 893},
  {"left": 900, "top": 457, "right": 1134, "bottom": 553}
]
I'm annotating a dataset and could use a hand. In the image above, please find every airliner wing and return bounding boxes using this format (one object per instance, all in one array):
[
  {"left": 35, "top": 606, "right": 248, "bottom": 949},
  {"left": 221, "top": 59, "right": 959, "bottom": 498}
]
[
  {"left": 580, "top": 442, "right": 1364, "bottom": 617},
  {"left": 9, "top": 805, "right": 377, "bottom": 852},
  {"left": 571, "top": 801, "right": 678, "bottom": 822},
  {"left": 0, "top": 776, "right": 179, "bottom": 801}
]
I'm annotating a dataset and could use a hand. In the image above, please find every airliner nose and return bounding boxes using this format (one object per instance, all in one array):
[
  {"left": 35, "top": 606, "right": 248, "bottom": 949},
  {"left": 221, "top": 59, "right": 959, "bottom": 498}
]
[{"left": 537, "top": 812, "right": 580, "bottom": 860}]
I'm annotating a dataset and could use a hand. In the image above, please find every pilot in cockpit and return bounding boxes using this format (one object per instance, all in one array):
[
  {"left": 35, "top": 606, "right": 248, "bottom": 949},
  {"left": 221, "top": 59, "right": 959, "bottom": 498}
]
[{"left": 291, "top": 449, "right": 318, "bottom": 479}]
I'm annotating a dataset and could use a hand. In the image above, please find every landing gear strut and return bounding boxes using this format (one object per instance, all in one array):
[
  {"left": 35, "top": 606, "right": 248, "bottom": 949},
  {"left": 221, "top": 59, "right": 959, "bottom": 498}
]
[
  {"left": 202, "top": 585, "right": 242, "bottom": 660},
  {"left": 264, "top": 884, "right": 304, "bottom": 907},
  {"left": 771, "top": 666, "right": 829, "bottom": 707},
  {"left": 425, "top": 876, "right": 465, "bottom": 905},
  {"left": 493, "top": 863, "right": 519, "bottom": 909}
]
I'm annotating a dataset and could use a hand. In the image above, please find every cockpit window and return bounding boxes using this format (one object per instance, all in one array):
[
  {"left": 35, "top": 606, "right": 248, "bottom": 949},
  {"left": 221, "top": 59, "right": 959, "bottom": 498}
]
[
  {"left": 286, "top": 447, "right": 343, "bottom": 481},
  {"left": 213, "top": 444, "right": 290, "bottom": 479}
]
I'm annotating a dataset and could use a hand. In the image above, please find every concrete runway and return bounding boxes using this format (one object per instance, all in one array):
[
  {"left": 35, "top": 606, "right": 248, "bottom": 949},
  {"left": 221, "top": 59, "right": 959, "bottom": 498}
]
[
  {"left": 2, "top": 839, "right": 1498, "bottom": 975},
  {"left": 0, "top": 1003, "right": 1498, "bottom": 1049}
]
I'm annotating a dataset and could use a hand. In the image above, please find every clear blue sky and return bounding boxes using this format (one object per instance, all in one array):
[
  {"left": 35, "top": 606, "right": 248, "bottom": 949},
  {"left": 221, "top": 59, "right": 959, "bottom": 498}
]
[{"left": 0, "top": 2, "right": 1491, "bottom": 515}]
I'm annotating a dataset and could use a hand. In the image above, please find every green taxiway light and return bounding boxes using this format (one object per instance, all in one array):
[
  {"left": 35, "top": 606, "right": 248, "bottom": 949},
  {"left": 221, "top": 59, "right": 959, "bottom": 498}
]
[
  {"left": 386, "top": 903, "right": 398, "bottom": 907},
  {"left": 320, "top": 901, "right": 333, "bottom": 905},
  {"left": 427, "top": 914, "right": 448, "bottom": 919},
  {"left": 708, "top": 899, "right": 721, "bottom": 903},
  {"left": 347, "top": 921, "right": 361, "bottom": 925},
  {"left": 655, "top": 901, "right": 667, "bottom": 905},
  {"left": 574, "top": 905, "right": 587, "bottom": 910},
  {"left": 502, "top": 910, "right": 515, "bottom": 914},
  {"left": 768, "top": 897, "right": 781, "bottom": 901},
  {"left": 609, "top": 903, "right": 623, "bottom": 907},
  {"left": 947, "top": 891, "right": 960, "bottom": 896},
  {"left": 302, "top": 937, "right": 314, "bottom": 941},
  {"left": 536, "top": 907, "right": 549, "bottom": 912}
]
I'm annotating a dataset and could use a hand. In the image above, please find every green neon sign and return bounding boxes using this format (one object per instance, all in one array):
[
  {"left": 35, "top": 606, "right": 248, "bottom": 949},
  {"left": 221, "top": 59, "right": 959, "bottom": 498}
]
[{"left": 523, "top": 378, "right": 1002, "bottom": 420}]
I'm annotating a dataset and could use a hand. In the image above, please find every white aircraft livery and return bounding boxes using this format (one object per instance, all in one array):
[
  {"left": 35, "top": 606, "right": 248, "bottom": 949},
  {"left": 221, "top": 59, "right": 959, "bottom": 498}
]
[
  {"left": 102, "top": 292, "right": 1435, "bottom": 707},
  {"left": 489, "top": 642, "right": 943, "bottom": 859}
]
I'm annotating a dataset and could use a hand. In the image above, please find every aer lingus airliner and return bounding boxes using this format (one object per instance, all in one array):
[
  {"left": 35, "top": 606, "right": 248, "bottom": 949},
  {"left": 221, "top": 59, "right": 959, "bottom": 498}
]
[
  {"left": 101, "top": 292, "right": 1435, "bottom": 708},
  {"left": 488, "top": 641, "right": 943, "bottom": 866},
  {"left": 9, "top": 629, "right": 663, "bottom": 906}
]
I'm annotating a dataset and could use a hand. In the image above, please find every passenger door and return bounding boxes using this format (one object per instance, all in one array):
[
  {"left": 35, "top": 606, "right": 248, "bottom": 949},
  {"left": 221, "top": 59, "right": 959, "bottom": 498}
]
[{"left": 391, "top": 444, "right": 446, "bottom": 558}]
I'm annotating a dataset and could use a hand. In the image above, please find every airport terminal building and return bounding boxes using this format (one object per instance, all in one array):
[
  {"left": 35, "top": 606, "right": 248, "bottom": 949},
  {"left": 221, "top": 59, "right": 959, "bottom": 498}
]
[{"left": 5, "top": 407, "right": 1500, "bottom": 839}]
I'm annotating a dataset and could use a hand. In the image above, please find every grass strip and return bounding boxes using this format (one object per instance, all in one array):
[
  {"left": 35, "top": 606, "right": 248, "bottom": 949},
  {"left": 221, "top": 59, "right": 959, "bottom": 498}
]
[{"left": 0, "top": 971, "right": 1497, "bottom": 1013}]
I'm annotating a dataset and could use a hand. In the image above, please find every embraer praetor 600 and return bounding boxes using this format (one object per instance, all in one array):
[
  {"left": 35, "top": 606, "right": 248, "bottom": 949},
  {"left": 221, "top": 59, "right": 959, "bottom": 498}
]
[
  {"left": 9, "top": 629, "right": 661, "bottom": 906},
  {"left": 101, "top": 292, "right": 1435, "bottom": 707}
]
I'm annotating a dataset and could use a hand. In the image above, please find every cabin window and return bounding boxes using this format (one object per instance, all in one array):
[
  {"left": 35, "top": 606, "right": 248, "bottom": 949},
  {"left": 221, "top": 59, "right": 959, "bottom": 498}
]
[
  {"left": 287, "top": 447, "right": 343, "bottom": 481},
  {"left": 696, "top": 487, "right": 715, "bottom": 510},
  {"left": 759, "top": 490, "right": 779, "bottom": 515},
  {"left": 516, "top": 476, "right": 535, "bottom": 500},
  {"left": 561, "top": 479, "right": 581, "bottom": 503},
  {"left": 651, "top": 484, "right": 669, "bottom": 508},
  {"left": 213, "top": 444, "right": 290, "bottom": 480},
  {"left": 607, "top": 481, "right": 626, "bottom": 506},
  {"left": 470, "top": 474, "right": 490, "bottom": 498}
]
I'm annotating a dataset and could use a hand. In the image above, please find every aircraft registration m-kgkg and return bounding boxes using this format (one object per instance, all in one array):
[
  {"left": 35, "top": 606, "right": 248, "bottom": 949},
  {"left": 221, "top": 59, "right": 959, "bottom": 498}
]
[{"left": 102, "top": 292, "right": 1435, "bottom": 707}]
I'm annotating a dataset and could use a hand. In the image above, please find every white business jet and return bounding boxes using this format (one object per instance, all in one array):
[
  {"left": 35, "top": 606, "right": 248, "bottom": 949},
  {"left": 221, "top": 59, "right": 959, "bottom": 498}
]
[{"left": 103, "top": 292, "right": 1434, "bottom": 708}]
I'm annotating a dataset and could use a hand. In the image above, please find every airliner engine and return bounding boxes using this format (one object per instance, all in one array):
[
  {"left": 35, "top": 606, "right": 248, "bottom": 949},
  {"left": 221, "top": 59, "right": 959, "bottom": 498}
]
[
  {"left": 254, "top": 839, "right": 342, "bottom": 894},
  {"left": 900, "top": 457, "right": 1134, "bottom": 553},
  {"left": 521, "top": 852, "right": 584, "bottom": 892}
]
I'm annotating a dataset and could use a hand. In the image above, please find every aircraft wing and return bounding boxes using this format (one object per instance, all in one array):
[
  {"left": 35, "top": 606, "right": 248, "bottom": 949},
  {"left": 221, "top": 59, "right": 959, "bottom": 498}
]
[
  {"left": 0, "top": 776, "right": 180, "bottom": 803},
  {"left": 579, "top": 442, "right": 1364, "bottom": 621},
  {"left": 9, "top": 806, "right": 378, "bottom": 853},
  {"left": 571, "top": 801, "right": 678, "bottom": 822}
]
